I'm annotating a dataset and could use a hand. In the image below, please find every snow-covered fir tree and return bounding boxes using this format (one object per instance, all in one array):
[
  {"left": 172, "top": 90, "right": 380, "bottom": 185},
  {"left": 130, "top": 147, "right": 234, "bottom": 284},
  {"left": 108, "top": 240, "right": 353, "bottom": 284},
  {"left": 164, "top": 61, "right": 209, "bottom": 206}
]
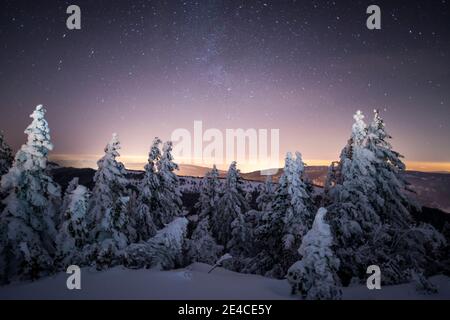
[
  {"left": 0, "top": 131, "right": 13, "bottom": 177},
  {"left": 362, "top": 110, "right": 441, "bottom": 283},
  {"left": 214, "top": 162, "right": 248, "bottom": 247},
  {"left": 125, "top": 217, "right": 188, "bottom": 270},
  {"left": 156, "top": 141, "right": 182, "bottom": 225},
  {"left": 324, "top": 137, "right": 353, "bottom": 195},
  {"left": 242, "top": 176, "right": 276, "bottom": 275},
  {"left": 282, "top": 152, "right": 315, "bottom": 251},
  {"left": 256, "top": 175, "right": 275, "bottom": 212},
  {"left": 325, "top": 110, "right": 381, "bottom": 283},
  {"left": 61, "top": 178, "right": 80, "bottom": 213},
  {"left": 89, "top": 133, "right": 133, "bottom": 268},
  {"left": 134, "top": 138, "right": 161, "bottom": 240},
  {"left": 227, "top": 211, "right": 255, "bottom": 271},
  {"left": 252, "top": 152, "right": 315, "bottom": 278},
  {"left": 323, "top": 161, "right": 339, "bottom": 196},
  {"left": 57, "top": 177, "right": 80, "bottom": 227},
  {"left": 195, "top": 165, "right": 221, "bottom": 221},
  {"left": 383, "top": 222, "right": 446, "bottom": 285},
  {"left": 368, "top": 111, "right": 447, "bottom": 284},
  {"left": 55, "top": 184, "right": 91, "bottom": 268},
  {"left": 188, "top": 165, "right": 224, "bottom": 265},
  {"left": 365, "top": 109, "right": 414, "bottom": 226},
  {"left": 287, "top": 208, "right": 341, "bottom": 300},
  {"left": 326, "top": 110, "right": 446, "bottom": 285},
  {"left": 187, "top": 217, "right": 223, "bottom": 265},
  {"left": 0, "top": 105, "right": 61, "bottom": 282}
]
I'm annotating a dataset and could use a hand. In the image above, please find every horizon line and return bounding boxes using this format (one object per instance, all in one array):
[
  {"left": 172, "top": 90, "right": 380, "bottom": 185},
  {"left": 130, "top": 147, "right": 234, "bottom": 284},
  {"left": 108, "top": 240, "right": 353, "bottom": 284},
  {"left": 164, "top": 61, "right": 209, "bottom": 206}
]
[{"left": 49, "top": 154, "right": 450, "bottom": 174}]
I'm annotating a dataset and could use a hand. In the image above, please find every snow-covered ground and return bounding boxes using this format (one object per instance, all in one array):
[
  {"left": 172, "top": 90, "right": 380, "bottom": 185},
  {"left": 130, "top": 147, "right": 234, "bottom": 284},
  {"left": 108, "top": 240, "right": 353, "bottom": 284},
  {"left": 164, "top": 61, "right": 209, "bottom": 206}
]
[{"left": 0, "top": 263, "right": 449, "bottom": 300}]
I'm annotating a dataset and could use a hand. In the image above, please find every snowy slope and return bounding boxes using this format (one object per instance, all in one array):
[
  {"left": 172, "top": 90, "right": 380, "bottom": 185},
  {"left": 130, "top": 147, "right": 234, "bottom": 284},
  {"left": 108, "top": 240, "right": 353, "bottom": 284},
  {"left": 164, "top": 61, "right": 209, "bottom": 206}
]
[{"left": 0, "top": 263, "right": 449, "bottom": 300}]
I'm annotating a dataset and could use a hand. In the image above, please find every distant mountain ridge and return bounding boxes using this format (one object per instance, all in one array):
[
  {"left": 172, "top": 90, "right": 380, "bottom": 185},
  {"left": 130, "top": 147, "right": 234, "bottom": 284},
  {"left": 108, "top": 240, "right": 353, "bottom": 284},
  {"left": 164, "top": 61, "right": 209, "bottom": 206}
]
[{"left": 50, "top": 163, "right": 450, "bottom": 213}]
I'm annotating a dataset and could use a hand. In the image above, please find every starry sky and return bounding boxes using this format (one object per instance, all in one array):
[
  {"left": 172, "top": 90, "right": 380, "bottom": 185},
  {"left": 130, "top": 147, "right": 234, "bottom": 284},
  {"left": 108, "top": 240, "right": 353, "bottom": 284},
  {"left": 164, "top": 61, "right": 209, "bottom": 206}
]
[{"left": 0, "top": 0, "right": 449, "bottom": 172}]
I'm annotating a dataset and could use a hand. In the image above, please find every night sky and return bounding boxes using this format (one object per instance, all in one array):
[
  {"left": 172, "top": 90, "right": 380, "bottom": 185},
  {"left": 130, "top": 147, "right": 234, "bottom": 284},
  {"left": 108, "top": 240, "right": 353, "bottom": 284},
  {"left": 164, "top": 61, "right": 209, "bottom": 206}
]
[{"left": 0, "top": 0, "right": 449, "bottom": 172}]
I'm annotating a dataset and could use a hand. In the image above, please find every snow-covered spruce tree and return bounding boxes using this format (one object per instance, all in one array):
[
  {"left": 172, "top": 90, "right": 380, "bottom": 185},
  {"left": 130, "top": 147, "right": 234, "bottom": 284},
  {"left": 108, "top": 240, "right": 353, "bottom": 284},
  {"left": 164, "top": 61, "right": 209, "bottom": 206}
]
[
  {"left": 287, "top": 208, "right": 341, "bottom": 300},
  {"left": 0, "top": 105, "right": 61, "bottom": 282},
  {"left": 326, "top": 111, "right": 446, "bottom": 285},
  {"left": 226, "top": 210, "right": 256, "bottom": 271},
  {"left": 251, "top": 152, "right": 315, "bottom": 278},
  {"left": 134, "top": 138, "right": 161, "bottom": 240},
  {"left": 187, "top": 165, "right": 223, "bottom": 265},
  {"left": 323, "top": 161, "right": 339, "bottom": 196},
  {"left": 55, "top": 184, "right": 91, "bottom": 268},
  {"left": 0, "top": 131, "right": 13, "bottom": 177},
  {"left": 187, "top": 217, "right": 223, "bottom": 265},
  {"left": 61, "top": 178, "right": 79, "bottom": 214},
  {"left": 363, "top": 110, "right": 445, "bottom": 284},
  {"left": 256, "top": 175, "right": 275, "bottom": 213},
  {"left": 282, "top": 152, "right": 315, "bottom": 252},
  {"left": 365, "top": 109, "right": 414, "bottom": 226},
  {"left": 125, "top": 217, "right": 188, "bottom": 270},
  {"left": 382, "top": 222, "right": 446, "bottom": 285},
  {"left": 89, "top": 133, "right": 133, "bottom": 269},
  {"left": 324, "top": 137, "right": 353, "bottom": 197},
  {"left": 325, "top": 110, "right": 382, "bottom": 284},
  {"left": 57, "top": 177, "right": 80, "bottom": 228},
  {"left": 195, "top": 165, "right": 221, "bottom": 222},
  {"left": 214, "top": 161, "right": 248, "bottom": 247},
  {"left": 242, "top": 176, "right": 276, "bottom": 275},
  {"left": 156, "top": 141, "right": 182, "bottom": 226},
  {"left": 0, "top": 132, "right": 14, "bottom": 214}
]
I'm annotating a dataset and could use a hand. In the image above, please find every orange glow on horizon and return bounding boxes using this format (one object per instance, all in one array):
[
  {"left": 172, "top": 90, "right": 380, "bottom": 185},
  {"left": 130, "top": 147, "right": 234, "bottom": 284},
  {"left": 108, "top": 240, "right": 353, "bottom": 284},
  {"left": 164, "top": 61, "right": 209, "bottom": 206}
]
[{"left": 49, "top": 154, "right": 450, "bottom": 174}]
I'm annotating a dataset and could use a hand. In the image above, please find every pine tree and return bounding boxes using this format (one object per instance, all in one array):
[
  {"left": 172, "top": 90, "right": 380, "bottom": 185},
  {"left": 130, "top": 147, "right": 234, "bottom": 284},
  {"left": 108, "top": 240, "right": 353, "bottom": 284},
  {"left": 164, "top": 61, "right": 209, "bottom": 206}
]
[
  {"left": 363, "top": 110, "right": 445, "bottom": 284},
  {"left": 56, "top": 184, "right": 91, "bottom": 268},
  {"left": 252, "top": 152, "right": 315, "bottom": 278},
  {"left": 189, "top": 165, "right": 224, "bottom": 265},
  {"left": 156, "top": 141, "right": 182, "bottom": 226},
  {"left": 323, "top": 161, "right": 339, "bottom": 195},
  {"left": 196, "top": 165, "right": 221, "bottom": 223},
  {"left": 256, "top": 175, "right": 275, "bottom": 212},
  {"left": 242, "top": 176, "right": 276, "bottom": 275},
  {"left": 214, "top": 162, "right": 248, "bottom": 247},
  {"left": 325, "top": 110, "right": 446, "bottom": 285},
  {"left": 89, "top": 133, "right": 132, "bottom": 268},
  {"left": 0, "top": 105, "right": 61, "bottom": 282},
  {"left": 57, "top": 177, "right": 80, "bottom": 228},
  {"left": 187, "top": 217, "right": 223, "bottom": 265},
  {"left": 326, "top": 110, "right": 381, "bottom": 284},
  {"left": 0, "top": 131, "right": 13, "bottom": 177},
  {"left": 227, "top": 211, "right": 254, "bottom": 271},
  {"left": 282, "top": 152, "right": 315, "bottom": 251},
  {"left": 134, "top": 138, "right": 161, "bottom": 240},
  {"left": 287, "top": 208, "right": 341, "bottom": 300},
  {"left": 324, "top": 138, "right": 353, "bottom": 196},
  {"left": 366, "top": 109, "right": 413, "bottom": 226}
]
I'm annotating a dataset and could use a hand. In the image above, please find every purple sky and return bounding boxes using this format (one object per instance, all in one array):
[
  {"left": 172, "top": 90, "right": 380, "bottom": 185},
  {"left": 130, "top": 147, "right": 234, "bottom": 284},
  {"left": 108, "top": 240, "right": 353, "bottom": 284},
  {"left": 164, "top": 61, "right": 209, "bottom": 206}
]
[{"left": 1, "top": 0, "right": 449, "bottom": 172}]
